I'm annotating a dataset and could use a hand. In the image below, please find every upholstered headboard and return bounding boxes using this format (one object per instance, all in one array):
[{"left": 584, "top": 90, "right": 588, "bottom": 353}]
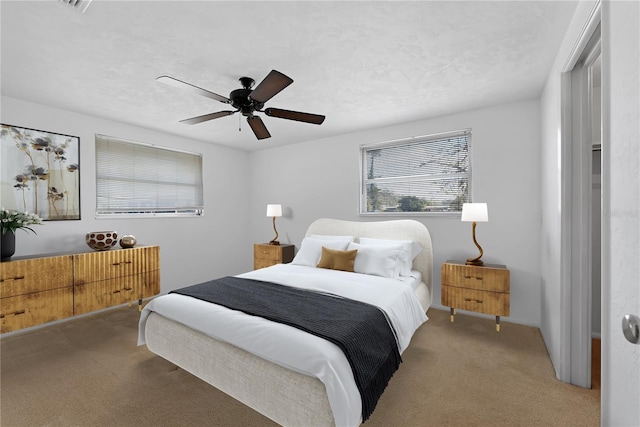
[{"left": 305, "top": 218, "right": 433, "bottom": 300}]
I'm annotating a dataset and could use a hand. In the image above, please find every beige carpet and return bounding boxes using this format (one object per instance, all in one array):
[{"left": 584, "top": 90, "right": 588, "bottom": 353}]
[{"left": 0, "top": 306, "right": 600, "bottom": 426}]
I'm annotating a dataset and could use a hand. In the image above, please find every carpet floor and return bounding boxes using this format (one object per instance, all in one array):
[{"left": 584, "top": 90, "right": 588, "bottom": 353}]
[{"left": 0, "top": 306, "right": 600, "bottom": 426}]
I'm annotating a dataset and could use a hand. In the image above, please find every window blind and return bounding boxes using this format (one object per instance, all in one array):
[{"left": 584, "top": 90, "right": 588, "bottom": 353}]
[
  {"left": 360, "top": 129, "right": 471, "bottom": 214},
  {"left": 95, "top": 135, "right": 204, "bottom": 216}
]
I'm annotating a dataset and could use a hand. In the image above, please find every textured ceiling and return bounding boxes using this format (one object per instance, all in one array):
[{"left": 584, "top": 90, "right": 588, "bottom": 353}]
[{"left": 1, "top": 1, "right": 577, "bottom": 151}]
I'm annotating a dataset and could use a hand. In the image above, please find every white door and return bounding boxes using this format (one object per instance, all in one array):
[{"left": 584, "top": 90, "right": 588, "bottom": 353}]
[{"left": 601, "top": 1, "right": 640, "bottom": 425}]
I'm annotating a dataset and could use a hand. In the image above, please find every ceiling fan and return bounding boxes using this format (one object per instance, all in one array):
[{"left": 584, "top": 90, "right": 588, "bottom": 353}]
[{"left": 157, "top": 70, "right": 325, "bottom": 140}]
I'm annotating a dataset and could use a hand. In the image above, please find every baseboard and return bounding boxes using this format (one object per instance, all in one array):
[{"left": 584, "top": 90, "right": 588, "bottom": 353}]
[
  {"left": 428, "top": 303, "right": 541, "bottom": 329},
  {"left": 0, "top": 298, "right": 153, "bottom": 339}
]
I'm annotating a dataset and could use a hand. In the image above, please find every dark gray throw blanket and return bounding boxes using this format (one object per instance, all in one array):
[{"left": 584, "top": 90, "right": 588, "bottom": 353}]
[{"left": 170, "top": 276, "right": 401, "bottom": 422}]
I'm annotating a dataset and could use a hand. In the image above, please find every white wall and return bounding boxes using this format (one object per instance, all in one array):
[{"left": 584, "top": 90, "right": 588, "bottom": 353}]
[
  {"left": 249, "top": 99, "right": 542, "bottom": 327},
  {"left": 538, "top": 0, "right": 599, "bottom": 379},
  {"left": 1, "top": 95, "right": 544, "bottom": 328},
  {"left": 1, "top": 96, "right": 253, "bottom": 293}
]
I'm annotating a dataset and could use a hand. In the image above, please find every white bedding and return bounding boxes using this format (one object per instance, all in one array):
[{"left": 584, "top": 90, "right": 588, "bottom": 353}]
[
  {"left": 398, "top": 270, "right": 423, "bottom": 291},
  {"left": 138, "top": 263, "right": 427, "bottom": 426}
]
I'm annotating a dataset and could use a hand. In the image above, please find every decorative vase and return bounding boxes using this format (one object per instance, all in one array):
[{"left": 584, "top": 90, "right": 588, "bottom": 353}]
[
  {"left": 1, "top": 230, "right": 16, "bottom": 261},
  {"left": 119, "top": 235, "right": 137, "bottom": 248},
  {"left": 85, "top": 231, "right": 118, "bottom": 251}
]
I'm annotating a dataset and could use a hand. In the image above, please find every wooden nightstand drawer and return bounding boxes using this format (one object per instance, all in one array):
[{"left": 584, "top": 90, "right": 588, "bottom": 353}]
[
  {"left": 254, "top": 258, "right": 277, "bottom": 270},
  {"left": 254, "top": 244, "right": 283, "bottom": 261},
  {"left": 441, "top": 263, "right": 509, "bottom": 292},
  {"left": 253, "top": 244, "right": 294, "bottom": 270},
  {"left": 442, "top": 285, "right": 510, "bottom": 317}
]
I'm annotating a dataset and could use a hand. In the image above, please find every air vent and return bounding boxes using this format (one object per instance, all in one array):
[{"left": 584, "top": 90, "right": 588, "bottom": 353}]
[{"left": 59, "top": 0, "right": 92, "bottom": 13}]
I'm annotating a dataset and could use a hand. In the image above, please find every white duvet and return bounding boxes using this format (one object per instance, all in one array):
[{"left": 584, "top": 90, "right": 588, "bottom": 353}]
[{"left": 138, "top": 264, "right": 428, "bottom": 427}]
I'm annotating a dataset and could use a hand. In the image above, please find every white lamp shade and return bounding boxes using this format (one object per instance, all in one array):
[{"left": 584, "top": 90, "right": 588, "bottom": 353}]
[
  {"left": 461, "top": 203, "right": 488, "bottom": 222},
  {"left": 266, "top": 204, "right": 282, "bottom": 217}
]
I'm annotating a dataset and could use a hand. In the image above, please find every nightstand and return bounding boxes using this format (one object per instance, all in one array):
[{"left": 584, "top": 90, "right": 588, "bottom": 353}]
[
  {"left": 441, "top": 261, "right": 510, "bottom": 331},
  {"left": 254, "top": 243, "right": 294, "bottom": 270}
]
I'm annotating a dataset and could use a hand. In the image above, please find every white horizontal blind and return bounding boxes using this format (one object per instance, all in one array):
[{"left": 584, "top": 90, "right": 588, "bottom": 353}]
[
  {"left": 95, "top": 135, "right": 203, "bottom": 216},
  {"left": 361, "top": 130, "right": 471, "bottom": 214}
]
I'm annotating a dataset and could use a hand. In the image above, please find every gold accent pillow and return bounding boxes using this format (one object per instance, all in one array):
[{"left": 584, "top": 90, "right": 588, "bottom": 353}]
[{"left": 316, "top": 246, "right": 358, "bottom": 272}]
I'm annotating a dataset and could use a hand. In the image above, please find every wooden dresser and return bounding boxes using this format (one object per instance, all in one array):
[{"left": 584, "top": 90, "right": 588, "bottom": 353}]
[
  {"left": 441, "top": 261, "right": 510, "bottom": 331},
  {"left": 254, "top": 243, "right": 294, "bottom": 270},
  {"left": 1, "top": 246, "right": 160, "bottom": 333}
]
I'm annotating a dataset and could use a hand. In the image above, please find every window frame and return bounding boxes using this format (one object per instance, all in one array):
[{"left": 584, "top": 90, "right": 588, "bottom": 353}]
[
  {"left": 359, "top": 129, "right": 472, "bottom": 217},
  {"left": 95, "top": 134, "right": 204, "bottom": 219}
]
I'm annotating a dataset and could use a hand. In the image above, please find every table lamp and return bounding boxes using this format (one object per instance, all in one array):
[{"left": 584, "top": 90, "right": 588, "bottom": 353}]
[
  {"left": 461, "top": 203, "right": 488, "bottom": 266},
  {"left": 266, "top": 204, "right": 282, "bottom": 245}
]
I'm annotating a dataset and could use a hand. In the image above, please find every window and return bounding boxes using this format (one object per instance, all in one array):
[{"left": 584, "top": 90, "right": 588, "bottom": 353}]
[
  {"left": 360, "top": 129, "right": 471, "bottom": 215},
  {"left": 95, "top": 134, "right": 204, "bottom": 217}
]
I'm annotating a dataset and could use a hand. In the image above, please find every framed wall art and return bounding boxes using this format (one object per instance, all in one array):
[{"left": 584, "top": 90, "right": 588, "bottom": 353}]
[{"left": 1, "top": 124, "right": 80, "bottom": 220}]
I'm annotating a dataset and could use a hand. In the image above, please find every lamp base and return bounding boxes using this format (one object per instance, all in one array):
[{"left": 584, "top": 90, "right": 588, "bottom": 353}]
[
  {"left": 269, "top": 240, "right": 280, "bottom": 246},
  {"left": 466, "top": 258, "right": 484, "bottom": 266}
]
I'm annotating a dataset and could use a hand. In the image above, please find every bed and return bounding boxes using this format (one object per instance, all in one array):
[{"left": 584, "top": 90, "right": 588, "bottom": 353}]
[{"left": 138, "top": 218, "right": 433, "bottom": 426}]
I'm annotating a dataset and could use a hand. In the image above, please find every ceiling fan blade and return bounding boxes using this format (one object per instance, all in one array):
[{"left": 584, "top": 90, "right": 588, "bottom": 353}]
[
  {"left": 247, "top": 116, "right": 271, "bottom": 140},
  {"left": 157, "top": 76, "right": 230, "bottom": 104},
  {"left": 180, "top": 111, "right": 236, "bottom": 125},
  {"left": 249, "top": 70, "right": 293, "bottom": 103},
  {"left": 264, "top": 107, "right": 325, "bottom": 125}
]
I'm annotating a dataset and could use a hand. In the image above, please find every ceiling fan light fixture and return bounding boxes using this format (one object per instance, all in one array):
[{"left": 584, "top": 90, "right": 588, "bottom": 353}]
[
  {"left": 158, "top": 69, "right": 324, "bottom": 140},
  {"left": 58, "top": 0, "right": 93, "bottom": 13}
]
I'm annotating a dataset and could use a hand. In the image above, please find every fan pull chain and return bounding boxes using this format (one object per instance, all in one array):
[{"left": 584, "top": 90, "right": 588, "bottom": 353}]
[{"left": 239, "top": 114, "right": 241, "bottom": 132}]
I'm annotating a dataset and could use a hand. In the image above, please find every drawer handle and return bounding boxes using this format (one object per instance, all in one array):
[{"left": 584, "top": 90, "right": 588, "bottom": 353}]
[
  {"left": 464, "top": 275, "right": 483, "bottom": 280},
  {"left": 464, "top": 298, "right": 484, "bottom": 304},
  {"left": 112, "top": 261, "right": 133, "bottom": 266},
  {"left": 0, "top": 309, "right": 26, "bottom": 318},
  {"left": 0, "top": 276, "right": 25, "bottom": 283},
  {"left": 123, "top": 287, "right": 132, "bottom": 291},
  {"left": 113, "top": 289, "right": 121, "bottom": 294}
]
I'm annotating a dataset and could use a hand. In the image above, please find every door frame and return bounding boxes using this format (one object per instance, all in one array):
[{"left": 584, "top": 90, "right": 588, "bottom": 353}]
[{"left": 559, "top": 2, "right": 601, "bottom": 388}]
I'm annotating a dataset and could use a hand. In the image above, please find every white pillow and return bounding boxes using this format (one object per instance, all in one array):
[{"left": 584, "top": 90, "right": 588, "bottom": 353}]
[
  {"left": 291, "top": 238, "right": 350, "bottom": 267},
  {"left": 347, "top": 242, "right": 402, "bottom": 279},
  {"left": 309, "top": 234, "right": 356, "bottom": 242},
  {"left": 358, "top": 237, "right": 423, "bottom": 276}
]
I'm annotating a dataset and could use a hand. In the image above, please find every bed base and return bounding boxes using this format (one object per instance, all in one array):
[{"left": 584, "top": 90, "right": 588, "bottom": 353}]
[{"left": 145, "top": 312, "right": 335, "bottom": 426}]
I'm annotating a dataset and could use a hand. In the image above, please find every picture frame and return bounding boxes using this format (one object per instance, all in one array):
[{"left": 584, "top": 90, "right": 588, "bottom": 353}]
[{"left": 1, "top": 124, "right": 80, "bottom": 221}]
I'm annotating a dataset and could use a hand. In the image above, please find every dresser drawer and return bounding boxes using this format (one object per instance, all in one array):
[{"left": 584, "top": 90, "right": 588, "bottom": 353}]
[
  {"left": 0, "top": 256, "right": 73, "bottom": 297},
  {"left": 73, "top": 271, "right": 159, "bottom": 315},
  {"left": 441, "top": 263, "right": 509, "bottom": 292},
  {"left": 74, "top": 246, "right": 160, "bottom": 284},
  {"left": 442, "top": 285, "right": 510, "bottom": 317},
  {"left": 0, "top": 287, "right": 74, "bottom": 333}
]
